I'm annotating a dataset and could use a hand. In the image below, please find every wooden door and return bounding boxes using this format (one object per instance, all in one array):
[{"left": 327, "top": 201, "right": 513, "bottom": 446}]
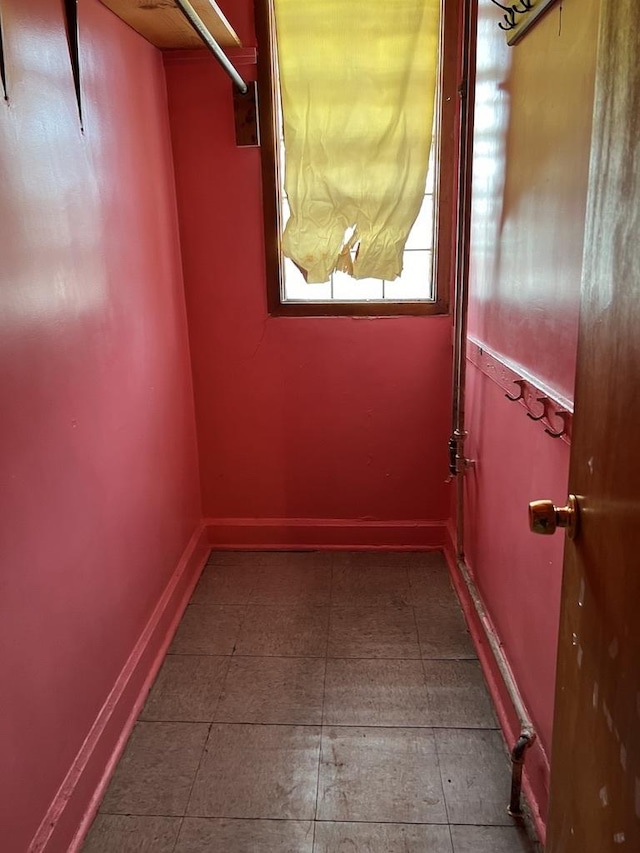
[{"left": 546, "top": 2, "right": 640, "bottom": 850}]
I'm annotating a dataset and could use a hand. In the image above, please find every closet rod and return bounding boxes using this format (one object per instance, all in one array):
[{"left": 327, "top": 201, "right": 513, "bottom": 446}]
[{"left": 174, "top": 0, "right": 248, "bottom": 93}]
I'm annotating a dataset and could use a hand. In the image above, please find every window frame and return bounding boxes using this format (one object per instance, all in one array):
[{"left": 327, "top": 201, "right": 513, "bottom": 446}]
[{"left": 255, "top": 0, "right": 461, "bottom": 318}]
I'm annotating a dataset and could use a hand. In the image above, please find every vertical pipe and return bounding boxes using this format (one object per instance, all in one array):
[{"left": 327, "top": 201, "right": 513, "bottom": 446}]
[
  {"left": 451, "top": 0, "right": 479, "bottom": 559},
  {"left": 509, "top": 733, "right": 535, "bottom": 816},
  {"left": 449, "top": 4, "right": 537, "bottom": 820},
  {"left": 456, "top": 556, "right": 537, "bottom": 817}
]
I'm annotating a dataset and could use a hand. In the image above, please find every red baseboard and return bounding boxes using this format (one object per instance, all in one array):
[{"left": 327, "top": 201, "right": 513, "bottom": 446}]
[
  {"left": 443, "top": 522, "right": 548, "bottom": 847},
  {"left": 28, "top": 524, "right": 209, "bottom": 853},
  {"left": 204, "top": 517, "right": 449, "bottom": 550}
]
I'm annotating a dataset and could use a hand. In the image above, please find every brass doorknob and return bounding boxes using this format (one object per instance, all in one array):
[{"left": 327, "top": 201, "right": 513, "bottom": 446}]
[{"left": 529, "top": 495, "right": 579, "bottom": 539}]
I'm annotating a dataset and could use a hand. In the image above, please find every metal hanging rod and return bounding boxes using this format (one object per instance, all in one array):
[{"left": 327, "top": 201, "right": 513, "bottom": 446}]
[{"left": 174, "top": 0, "right": 248, "bottom": 93}]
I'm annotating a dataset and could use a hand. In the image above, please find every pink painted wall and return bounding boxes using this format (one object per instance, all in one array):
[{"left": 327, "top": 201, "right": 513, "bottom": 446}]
[
  {"left": 164, "top": 0, "right": 454, "bottom": 541},
  {"left": 0, "top": 2, "right": 201, "bottom": 851},
  {"left": 464, "top": 0, "right": 601, "bottom": 829}
]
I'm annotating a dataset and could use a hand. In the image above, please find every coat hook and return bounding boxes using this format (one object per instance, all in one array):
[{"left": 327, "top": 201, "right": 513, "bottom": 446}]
[
  {"left": 526, "top": 396, "right": 549, "bottom": 422},
  {"left": 490, "top": 0, "right": 534, "bottom": 32},
  {"left": 505, "top": 379, "right": 527, "bottom": 402},
  {"left": 545, "top": 410, "right": 570, "bottom": 439}
]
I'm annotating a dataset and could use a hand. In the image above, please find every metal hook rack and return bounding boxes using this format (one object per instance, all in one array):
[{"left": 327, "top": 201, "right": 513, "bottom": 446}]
[
  {"left": 490, "top": 0, "right": 534, "bottom": 32},
  {"left": 545, "top": 410, "right": 570, "bottom": 439},
  {"left": 468, "top": 339, "right": 573, "bottom": 445},
  {"left": 526, "top": 396, "right": 549, "bottom": 422},
  {"left": 490, "top": 0, "right": 560, "bottom": 46},
  {"left": 505, "top": 379, "right": 527, "bottom": 402}
]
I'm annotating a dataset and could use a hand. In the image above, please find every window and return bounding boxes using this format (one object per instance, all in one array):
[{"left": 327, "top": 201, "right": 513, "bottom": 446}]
[{"left": 256, "top": 0, "right": 460, "bottom": 317}]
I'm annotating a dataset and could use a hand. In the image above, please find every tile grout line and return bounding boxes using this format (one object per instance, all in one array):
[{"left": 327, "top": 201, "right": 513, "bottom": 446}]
[
  {"left": 187, "top": 723, "right": 212, "bottom": 805},
  {"left": 408, "top": 561, "right": 422, "bottom": 647},
  {"left": 447, "top": 822, "right": 456, "bottom": 853},
  {"left": 432, "top": 723, "right": 452, "bottom": 830},
  {"left": 312, "top": 559, "right": 333, "bottom": 848},
  {"left": 172, "top": 564, "right": 249, "bottom": 845},
  {"left": 418, "top": 643, "right": 437, "bottom": 730},
  {"left": 166, "top": 651, "right": 478, "bottom": 661},
  {"left": 169, "top": 721, "right": 212, "bottom": 853},
  {"left": 169, "top": 816, "right": 183, "bottom": 853},
  {"left": 229, "top": 598, "right": 252, "bottom": 658},
  {"left": 130, "top": 720, "right": 505, "bottom": 730},
  {"left": 208, "top": 651, "right": 234, "bottom": 725},
  {"left": 98, "top": 809, "right": 514, "bottom": 828},
  {"left": 174, "top": 601, "right": 481, "bottom": 611},
  {"left": 410, "top": 577, "right": 453, "bottom": 837}
]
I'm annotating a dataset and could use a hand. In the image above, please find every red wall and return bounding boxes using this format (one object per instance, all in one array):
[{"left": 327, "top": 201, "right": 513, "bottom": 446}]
[
  {"left": 0, "top": 2, "right": 201, "bottom": 850},
  {"left": 165, "top": 0, "right": 454, "bottom": 546},
  {"left": 464, "top": 0, "right": 601, "bottom": 834}
]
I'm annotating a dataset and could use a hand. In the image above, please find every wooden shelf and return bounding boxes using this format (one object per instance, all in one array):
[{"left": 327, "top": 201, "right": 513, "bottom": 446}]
[{"left": 100, "top": 0, "right": 242, "bottom": 50}]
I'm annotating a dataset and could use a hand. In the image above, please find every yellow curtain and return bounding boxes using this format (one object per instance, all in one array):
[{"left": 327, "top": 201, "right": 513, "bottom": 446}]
[{"left": 274, "top": 0, "right": 441, "bottom": 284}]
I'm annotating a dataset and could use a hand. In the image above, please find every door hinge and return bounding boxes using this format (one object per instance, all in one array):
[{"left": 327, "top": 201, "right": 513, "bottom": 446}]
[{"left": 448, "top": 431, "right": 475, "bottom": 480}]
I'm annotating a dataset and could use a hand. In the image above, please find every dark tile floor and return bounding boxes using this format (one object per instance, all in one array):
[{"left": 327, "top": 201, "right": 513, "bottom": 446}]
[{"left": 83, "top": 550, "right": 538, "bottom": 852}]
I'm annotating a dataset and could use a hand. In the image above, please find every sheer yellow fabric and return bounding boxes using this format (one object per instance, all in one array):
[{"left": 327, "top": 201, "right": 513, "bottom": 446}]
[{"left": 274, "top": 0, "right": 441, "bottom": 284}]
